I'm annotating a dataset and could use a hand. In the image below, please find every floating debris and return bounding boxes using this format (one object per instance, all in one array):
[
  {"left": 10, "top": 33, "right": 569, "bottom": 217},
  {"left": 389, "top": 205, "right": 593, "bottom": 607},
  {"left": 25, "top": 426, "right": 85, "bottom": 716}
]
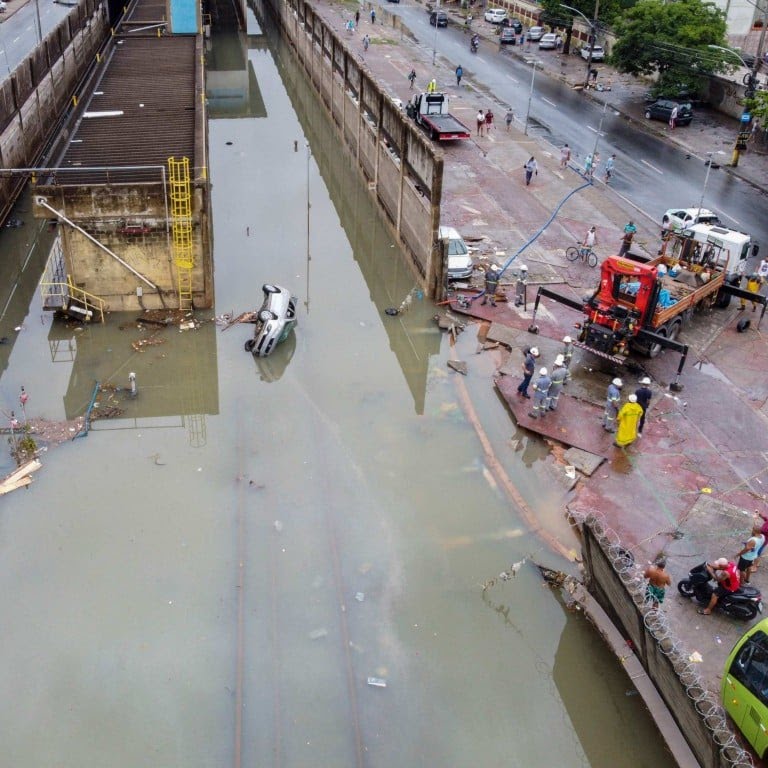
[
  {"left": 367, "top": 677, "right": 387, "bottom": 688},
  {"left": 309, "top": 628, "right": 328, "bottom": 640},
  {"left": 355, "top": 592, "right": 365, "bottom": 602}
]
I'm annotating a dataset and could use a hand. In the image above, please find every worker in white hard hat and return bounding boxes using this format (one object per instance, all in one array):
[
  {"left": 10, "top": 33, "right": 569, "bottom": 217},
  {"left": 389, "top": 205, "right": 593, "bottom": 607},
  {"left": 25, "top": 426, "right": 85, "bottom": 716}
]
[
  {"left": 516, "top": 346, "right": 539, "bottom": 398},
  {"left": 515, "top": 264, "right": 528, "bottom": 307},
  {"left": 616, "top": 392, "right": 643, "bottom": 447},
  {"left": 481, "top": 264, "right": 500, "bottom": 307},
  {"left": 546, "top": 354, "right": 568, "bottom": 411},
  {"left": 603, "top": 377, "right": 623, "bottom": 432},
  {"left": 635, "top": 376, "right": 653, "bottom": 437},
  {"left": 561, "top": 335, "right": 574, "bottom": 383},
  {"left": 529, "top": 366, "right": 552, "bottom": 419}
]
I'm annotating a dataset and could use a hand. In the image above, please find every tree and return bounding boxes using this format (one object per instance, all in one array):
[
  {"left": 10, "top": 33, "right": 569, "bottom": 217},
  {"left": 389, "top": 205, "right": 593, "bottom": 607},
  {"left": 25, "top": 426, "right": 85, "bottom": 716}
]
[
  {"left": 539, "top": 0, "right": 623, "bottom": 54},
  {"left": 610, "top": 0, "right": 728, "bottom": 96}
]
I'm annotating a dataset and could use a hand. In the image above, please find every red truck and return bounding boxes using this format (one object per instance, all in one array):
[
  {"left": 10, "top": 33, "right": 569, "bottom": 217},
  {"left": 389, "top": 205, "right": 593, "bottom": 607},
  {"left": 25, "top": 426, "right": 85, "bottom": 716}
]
[
  {"left": 529, "top": 233, "right": 765, "bottom": 389},
  {"left": 405, "top": 92, "right": 471, "bottom": 141}
]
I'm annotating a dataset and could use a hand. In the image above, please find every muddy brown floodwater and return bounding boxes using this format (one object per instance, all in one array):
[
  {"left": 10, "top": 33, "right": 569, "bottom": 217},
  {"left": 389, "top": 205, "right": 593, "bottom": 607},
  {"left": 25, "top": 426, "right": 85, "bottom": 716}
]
[{"left": 0, "top": 9, "right": 678, "bottom": 768}]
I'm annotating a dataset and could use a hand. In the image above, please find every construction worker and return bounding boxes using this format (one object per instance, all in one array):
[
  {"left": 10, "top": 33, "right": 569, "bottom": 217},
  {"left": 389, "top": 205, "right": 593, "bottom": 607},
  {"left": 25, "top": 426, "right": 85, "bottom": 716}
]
[
  {"left": 528, "top": 367, "right": 551, "bottom": 419},
  {"left": 603, "top": 377, "right": 622, "bottom": 432},
  {"left": 427, "top": 78, "right": 437, "bottom": 94},
  {"left": 562, "top": 335, "right": 574, "bottom": 384},
  {"left": 481, "top": 265, "right": 500, "bottom": 306},
  {"left": 615, "top": 394, "right": 643, "bottom": 447},
  {"left": 514, "top": 264, "right": 528, "bottom": 307},
  {"left": 546, "top": 355, "right": 568, "bottom": 411},
  {"left": 635, "top": 376, "right": 652, "bottom": 436},
  {"left": 516, "top": 346, "right": 539, "bottom": 398},
  {"left": 740, "top": 273, "right": 762, "bottom": 311}
]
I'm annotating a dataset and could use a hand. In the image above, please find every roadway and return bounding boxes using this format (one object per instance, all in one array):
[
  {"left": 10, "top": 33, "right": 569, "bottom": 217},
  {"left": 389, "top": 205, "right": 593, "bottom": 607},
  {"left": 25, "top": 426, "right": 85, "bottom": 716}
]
[
  {"left": 0, "top": 0, "right": 71, "bottom": 76},
  {"left": 387, "top": 4, "right": 768, "bottom": 249}
]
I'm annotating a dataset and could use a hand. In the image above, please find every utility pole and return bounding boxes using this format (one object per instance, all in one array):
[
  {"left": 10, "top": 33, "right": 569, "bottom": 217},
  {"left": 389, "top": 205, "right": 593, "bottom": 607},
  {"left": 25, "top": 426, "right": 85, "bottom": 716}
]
[{"left": 561, "top": 1, "right": 600, "bottom": 89}]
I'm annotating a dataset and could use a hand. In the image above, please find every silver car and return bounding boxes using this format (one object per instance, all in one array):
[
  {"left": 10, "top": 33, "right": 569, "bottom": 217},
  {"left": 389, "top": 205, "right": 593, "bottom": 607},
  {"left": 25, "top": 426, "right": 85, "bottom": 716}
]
[{"left": 244, "top": 284, "right": 298, "bottom": 357}]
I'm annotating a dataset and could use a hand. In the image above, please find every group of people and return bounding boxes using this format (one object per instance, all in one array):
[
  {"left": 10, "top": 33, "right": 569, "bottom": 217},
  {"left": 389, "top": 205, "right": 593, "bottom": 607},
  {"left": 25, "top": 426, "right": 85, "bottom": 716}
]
[
  {"left": 515, "top": 337, "right": 575, "bottom": 418},
  {"left": 475, "top": 108, "right": 494, "bottom": 136},
  {"left": 556, "top": 144, "right": 616, "bottom": 182},
  {"left": 602, "top": 375, "right": 653, "bottom": 448}
]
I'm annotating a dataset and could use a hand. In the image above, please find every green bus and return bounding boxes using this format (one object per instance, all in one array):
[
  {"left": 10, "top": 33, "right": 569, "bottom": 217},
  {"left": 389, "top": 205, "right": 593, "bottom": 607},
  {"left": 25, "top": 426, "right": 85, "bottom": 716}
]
[{"left": 722, "top": 618, "right": 768, "bottom": 759}]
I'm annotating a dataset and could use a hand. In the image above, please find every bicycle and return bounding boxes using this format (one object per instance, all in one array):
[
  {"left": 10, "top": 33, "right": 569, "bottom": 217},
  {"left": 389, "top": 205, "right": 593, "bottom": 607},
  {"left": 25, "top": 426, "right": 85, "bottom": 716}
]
[{"left": 565, "top": 243, "right": 598, "bottom": 267}]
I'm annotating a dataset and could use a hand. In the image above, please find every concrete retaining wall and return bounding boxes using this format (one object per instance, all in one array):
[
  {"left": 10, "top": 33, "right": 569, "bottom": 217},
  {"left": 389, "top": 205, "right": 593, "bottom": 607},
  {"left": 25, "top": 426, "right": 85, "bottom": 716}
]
[
  {"left": 582, "top": 519, "right": 746, "bottom": 768},
  {"left": 273, "top": 0, "right": 445, "bottom": 297}
]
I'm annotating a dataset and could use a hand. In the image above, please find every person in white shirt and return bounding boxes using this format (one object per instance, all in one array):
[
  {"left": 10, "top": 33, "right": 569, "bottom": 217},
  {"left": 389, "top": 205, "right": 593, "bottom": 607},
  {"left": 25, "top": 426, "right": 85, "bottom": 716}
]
[
  {"left": 757, "top": 258, "right": 768, "bottom": 284},
  {"left": 584, "top": 226, "right": 597, "bottom": 249}
]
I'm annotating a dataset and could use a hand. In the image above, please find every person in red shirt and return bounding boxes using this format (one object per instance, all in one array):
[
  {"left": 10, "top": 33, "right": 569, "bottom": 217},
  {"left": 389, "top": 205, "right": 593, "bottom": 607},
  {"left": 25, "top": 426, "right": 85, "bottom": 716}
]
[{"left": 699, "top": 558, "right": 739, "bottom": 615}]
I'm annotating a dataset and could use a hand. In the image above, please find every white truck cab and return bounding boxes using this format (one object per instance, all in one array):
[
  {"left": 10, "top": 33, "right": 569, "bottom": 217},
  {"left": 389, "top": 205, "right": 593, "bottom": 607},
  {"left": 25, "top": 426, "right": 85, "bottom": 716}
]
[{"left": 679, "top": 223, "right": 755, "bottom": 281}]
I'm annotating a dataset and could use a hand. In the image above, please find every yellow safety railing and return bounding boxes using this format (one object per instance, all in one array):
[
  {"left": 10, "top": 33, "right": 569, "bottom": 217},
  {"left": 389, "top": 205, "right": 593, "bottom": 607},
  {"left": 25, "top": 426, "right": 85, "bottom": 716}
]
[{"left": 39, "top": 275, "right": 107, "bottom": 323}]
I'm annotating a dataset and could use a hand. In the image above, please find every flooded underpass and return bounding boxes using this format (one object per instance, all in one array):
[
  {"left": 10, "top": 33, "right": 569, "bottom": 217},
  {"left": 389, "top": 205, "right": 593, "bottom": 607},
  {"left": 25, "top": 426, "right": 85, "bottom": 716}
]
[{"left": 0, "top": 7, "right": 679, "bottom": 767}]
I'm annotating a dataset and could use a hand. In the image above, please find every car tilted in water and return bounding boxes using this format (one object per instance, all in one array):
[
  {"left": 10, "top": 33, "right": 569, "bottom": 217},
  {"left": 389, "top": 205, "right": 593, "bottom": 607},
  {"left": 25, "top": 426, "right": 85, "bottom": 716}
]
[{"left": 245, "top": 284, "right": 298, "bottom": 357}]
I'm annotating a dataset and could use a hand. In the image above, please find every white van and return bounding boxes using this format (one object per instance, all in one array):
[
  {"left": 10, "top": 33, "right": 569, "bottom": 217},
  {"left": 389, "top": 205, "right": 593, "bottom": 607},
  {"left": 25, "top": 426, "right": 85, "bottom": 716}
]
[{"left": 439, "top": 226, "right": 473, "bottom": 280}]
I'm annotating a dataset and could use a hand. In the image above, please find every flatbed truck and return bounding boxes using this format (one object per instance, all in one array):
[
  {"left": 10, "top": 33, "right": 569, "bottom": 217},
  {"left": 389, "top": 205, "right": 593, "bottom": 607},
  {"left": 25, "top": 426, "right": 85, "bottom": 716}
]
[{"left": 405, "top": 92, "right": 471, "bottom": 141}]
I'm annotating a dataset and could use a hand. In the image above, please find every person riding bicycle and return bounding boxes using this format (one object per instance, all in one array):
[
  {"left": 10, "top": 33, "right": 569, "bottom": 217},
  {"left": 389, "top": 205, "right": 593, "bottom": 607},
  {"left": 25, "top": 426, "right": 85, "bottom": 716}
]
[{"left": 583, "top": 226, "right": 597, "bottom": 254}]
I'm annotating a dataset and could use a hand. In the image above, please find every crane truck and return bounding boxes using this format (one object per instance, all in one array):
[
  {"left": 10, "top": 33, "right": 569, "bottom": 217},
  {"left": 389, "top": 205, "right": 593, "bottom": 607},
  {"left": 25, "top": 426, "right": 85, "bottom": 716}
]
[
  {"left": 405, "top": 92, "right": 471, "bottom": 141},
  {"left": 528, "top": 228, "right": 765, "bottom": 389}
]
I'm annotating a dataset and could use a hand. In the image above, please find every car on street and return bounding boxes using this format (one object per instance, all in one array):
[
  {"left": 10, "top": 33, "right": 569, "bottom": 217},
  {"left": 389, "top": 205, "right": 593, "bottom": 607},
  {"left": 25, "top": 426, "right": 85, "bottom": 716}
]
[
  {"left": 501, "top": 18, "right": 523, "bottom": 33},
  {"left": 499, "top": 28, "right": 517, "bottom": 44},
  {"left": 440, "top": 226, "right": 474, "bottom": 280},
  {"left": 644, "top": 99, "right": 693, "bottom": 126},
  {"left": 0, "top": 2, "right": 7, "bottom": 13},
  {"left": 538, "top": 33, "right": 558, "bottom": 50},
  {"left": 244, "top": 284, "right": 298, "bottom": 357},
  {"left": 662, "top": 208, "right": 721, "bottom": 231},
  {"left": 580, "top": 44, "right": 605, "bottom": 61},
  {"left": 527, "top": 25, "right": 544, "bottom": 41},
  {"left": 429, "top": 10, "right": 448, "bottom": 26},
  {"left": 484, "top": 8, "right": 507, "bottom": 23}
]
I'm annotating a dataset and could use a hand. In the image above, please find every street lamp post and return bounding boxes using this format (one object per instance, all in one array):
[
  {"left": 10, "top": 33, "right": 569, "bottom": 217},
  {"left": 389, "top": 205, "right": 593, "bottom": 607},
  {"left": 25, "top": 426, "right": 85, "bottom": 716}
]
[
  {"left": 524, "top": 61, "right": 538, "bottom": 135},
  {"left": 561, "top": 1, "right": 600, "bottom": 89},
  {"left": 432, "top": 0, "right": 440, "bottom": 66},
  {"left": 696, "top": 152, "right": 714, "bottom": 220},
  {"left": 709, "top": 43, "right": 759, "bottom": 167}
]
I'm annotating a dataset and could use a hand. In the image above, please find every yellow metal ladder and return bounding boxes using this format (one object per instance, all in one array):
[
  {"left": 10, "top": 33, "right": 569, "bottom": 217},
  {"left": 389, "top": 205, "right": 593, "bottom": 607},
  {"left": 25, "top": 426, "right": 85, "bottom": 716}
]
[{"left": 168, "top": 157, "right": 194, "bottom": 310}]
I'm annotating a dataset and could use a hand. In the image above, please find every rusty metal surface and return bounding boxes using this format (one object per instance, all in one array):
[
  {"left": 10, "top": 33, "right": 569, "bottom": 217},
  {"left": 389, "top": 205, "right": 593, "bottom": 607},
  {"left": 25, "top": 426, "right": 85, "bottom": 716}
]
[{"left": 58, "top": 35, "right": 196, "bottom": 183}]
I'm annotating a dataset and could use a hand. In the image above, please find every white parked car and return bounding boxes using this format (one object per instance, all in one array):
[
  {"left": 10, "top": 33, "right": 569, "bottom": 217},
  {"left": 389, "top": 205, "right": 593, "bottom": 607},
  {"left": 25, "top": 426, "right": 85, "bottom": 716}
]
[
  {"left": 0, "top": 2, "right": 7, "bottom": 12},
  {"left": 538, "top": 33, "right": 558, "bottom": 50},
  {"left": 662, "top": 208, "right": 721, "bottom": 231},
  {"left": 484, "top": 8, "right": 507, "bottom": 23},
  {"left": 527, "top": 25, "right": 544, "bottom": 41},
  {"left": 580, "top": 44, "right": 605, "bottom": 62}
]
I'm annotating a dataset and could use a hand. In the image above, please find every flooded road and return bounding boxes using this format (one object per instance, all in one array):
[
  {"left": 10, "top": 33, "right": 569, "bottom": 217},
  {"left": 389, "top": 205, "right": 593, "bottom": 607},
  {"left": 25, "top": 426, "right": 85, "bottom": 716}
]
[{"left": 0, "top": 9, "right": 677, "bottom": 768}]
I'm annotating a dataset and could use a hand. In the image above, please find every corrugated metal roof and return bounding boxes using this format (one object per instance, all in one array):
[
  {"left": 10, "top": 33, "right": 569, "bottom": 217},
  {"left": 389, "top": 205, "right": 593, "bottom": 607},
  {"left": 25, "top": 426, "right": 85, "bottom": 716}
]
[{"left": 59, "top": 35, "right": 197, "bottom": 184}]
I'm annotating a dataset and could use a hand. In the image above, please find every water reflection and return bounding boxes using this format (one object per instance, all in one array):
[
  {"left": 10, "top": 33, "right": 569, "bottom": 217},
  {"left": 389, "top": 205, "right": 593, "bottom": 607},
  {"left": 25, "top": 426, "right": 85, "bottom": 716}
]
[{"left": 248, "top": 329, "right": 296, "bottom": 382}]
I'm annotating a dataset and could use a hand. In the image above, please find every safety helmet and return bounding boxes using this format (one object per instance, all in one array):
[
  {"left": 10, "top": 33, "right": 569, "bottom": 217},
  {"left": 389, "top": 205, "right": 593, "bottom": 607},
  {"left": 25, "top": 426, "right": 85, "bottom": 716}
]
[
  {"left": 530, "top": 347, "right": 539, "bottom": 357},
  {"left": 612, "top": 377, "right": 623, "bottom": 387},
  {"left": 520, "top": 264, "right": 528, "bottom": 272},
  {"left": 563, "top": 335, "right": 572, "bottom": 343},
  {"left": 640, "top": 376, "right": 651, "bottom": 385},
  {"left": 554, "top": 355, "right": 564, "bottom": 366},
  {"left": 628, "top": 394, "right": 638, "bottom": 403},
  {"left": 490, "top": 264, "right": 500, "bottom": 272},
  {"left": 539, "top": 367, "right": 548, "bottom": 376}
]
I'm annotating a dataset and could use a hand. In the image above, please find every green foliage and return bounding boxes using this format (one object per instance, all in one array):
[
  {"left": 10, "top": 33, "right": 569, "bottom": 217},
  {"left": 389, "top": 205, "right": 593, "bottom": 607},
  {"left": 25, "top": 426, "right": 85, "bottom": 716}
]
[
  {"left": 745, "top": 91, "right": 768, "bottom": 123},
  {"left": 610, "top": 0, "right": 728, "bottom": 92},
  {"left": 539, "top": 0, "right": 624, "bottom": 30}
]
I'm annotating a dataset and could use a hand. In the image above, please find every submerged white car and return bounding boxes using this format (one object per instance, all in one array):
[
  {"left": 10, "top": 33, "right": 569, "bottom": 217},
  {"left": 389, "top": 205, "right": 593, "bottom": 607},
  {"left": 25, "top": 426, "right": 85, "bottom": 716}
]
[
  {"left": 244, "top": 284, "right": 298, "bottom": 357},
  {"left": 440, "top": 226, "right": 474, "bottom": 280}
]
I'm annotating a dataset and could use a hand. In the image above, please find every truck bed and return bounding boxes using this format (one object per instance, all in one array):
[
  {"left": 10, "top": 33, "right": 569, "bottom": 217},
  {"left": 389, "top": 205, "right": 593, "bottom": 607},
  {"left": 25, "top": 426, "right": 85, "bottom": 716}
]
[
  {"left": 419, "top": 113, "right": 471, "bottom": 140},
  {"left": 651, "top": 269, "right": 724, "bottom": 327}
]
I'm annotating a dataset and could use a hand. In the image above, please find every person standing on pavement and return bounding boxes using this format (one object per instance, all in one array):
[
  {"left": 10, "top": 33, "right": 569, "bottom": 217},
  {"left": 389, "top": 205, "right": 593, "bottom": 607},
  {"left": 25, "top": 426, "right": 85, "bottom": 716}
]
[
  {"left": 524, "top": 156, "right": 538, "bottom": 186},
  {"left": 455, "top": 65, "right": 463, "bottom": 87},
  {"left": 739, "top": 273, "right": 761, "bottom": 311},
  {"left": 644, "top": 559, "right": 672, "bottom": 607},
  {"left": 584, "top": 225, "right": 597, "bottom": 252},
  {"left": 485, "top": 109, "right": 494, "bottom": 132},
  {"left": 476, "top": 109, "right": 485, "bottom": 136},
  {"left": 529, "top": 367, "right": 552, "bottom": 419},
  {"left": 561, "top": 335, "right": 574, "bottom": 383},
  {"left": 480, "top": 265, "right": 499, "bottom": 306},
  {"left": 427, "top": 78, "right": 437, "bottom": 94},
  {"left": 560, "top": 143, "right": 571, "bottom": 168},
  {"left": 370, "top": 8, "right": 376, "bottom": 24},
  {"left": 603, "top": 377, "right": 622, "bottom": 432},
  {"left": 737, "top": 525, "right": 765, "bottom": 584},
  {"left": 546, "top": 355, "right": 568, "bottom": 411},
  {"left": 505, "top": 109, "right": 514, "bottom": 130},
  {"left": 355, "top": 9, "right": 360, "bottom": 25},
  {"left": 363, "top": 34, "right": 370, "bottom": 52},
  {"left": 583, "top": 153, "right": 594, "bottom": 179},
  {"left": 669, "top": 104, "right": 678, "bottom": 130},
  {"left": 514, "top": 264, "right": 528, "bottom": 306},
  {"left": 517, "top": 346, "right": 539, "bottom": 398},
  {"left": 618, "top": 221, "right": 637, "bottom": 256},
  {"left": 615, "top": 394, "right": 643, "bottom": 447},
  {"left": 603, "top": 153, "right": 616, "bottom": 182},
  {"left": 758, "top": 257, "right": 768, "bottom": 284},
  {"left": 408, "top": 69, "right": 416, "bottom": 89},
  {"left": 635, "top": 376, "right": 652, "bottom": 436}
]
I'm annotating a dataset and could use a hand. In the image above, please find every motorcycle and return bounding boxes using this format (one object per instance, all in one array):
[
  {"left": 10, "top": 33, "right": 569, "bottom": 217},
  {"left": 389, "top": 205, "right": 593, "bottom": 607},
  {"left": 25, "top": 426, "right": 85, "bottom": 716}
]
[
  {"left": 470, "top": 36, "right": 479, "bottom": 54},
  {"left": 677, "top": 562, "right": 763, "bottom": 620}
]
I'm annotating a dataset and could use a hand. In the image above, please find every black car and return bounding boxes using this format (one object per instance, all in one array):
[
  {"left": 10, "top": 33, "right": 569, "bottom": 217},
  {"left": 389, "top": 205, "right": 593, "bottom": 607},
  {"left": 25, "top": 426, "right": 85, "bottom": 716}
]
[
  {"left": 499, "top": 27, "right": 516, "bottom": 44},
  {"left": 429, "top": 10, "right": 448, "bottom": 26},
  {"left": 501, "top": 18, "right": 523, "bottom": 34},
  {"left": 644, "top": 100, "right": 693, "bottom": 126}
]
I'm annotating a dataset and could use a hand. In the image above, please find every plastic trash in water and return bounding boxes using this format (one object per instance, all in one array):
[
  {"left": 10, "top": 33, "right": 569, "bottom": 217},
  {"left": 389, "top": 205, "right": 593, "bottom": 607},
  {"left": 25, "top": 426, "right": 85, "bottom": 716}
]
[
  {"left": 309, "top": 628, "right": 328, "bottom": 640},
  {"left": 355, "top": 592, "right": 365, "bottom": 602},
  {"left": 367, "top": 677, "right": 387, "bottom": 688}
]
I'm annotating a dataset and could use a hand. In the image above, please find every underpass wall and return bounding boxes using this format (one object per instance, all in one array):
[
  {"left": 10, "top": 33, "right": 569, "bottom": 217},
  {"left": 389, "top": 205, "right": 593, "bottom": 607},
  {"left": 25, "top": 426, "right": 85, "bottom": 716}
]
[
  {"left": 580, "top": 514, "right": 751, "bottom": 768},
  {"left": 271, "top": 0, "right": 445, "bottom": 297},
  {"left": 0, "top": 0, "right": 109, "bottom": 216}
]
